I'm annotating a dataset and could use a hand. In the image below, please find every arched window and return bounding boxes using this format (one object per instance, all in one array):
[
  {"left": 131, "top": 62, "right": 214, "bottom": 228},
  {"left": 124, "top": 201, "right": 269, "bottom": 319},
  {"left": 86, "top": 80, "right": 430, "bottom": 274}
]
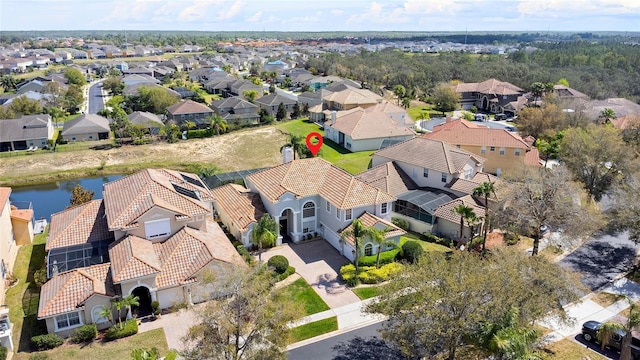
[
  {"left": 302, "top": 202, "right": 315, "bottom": 218},
  {"left": 364, "top": 243, "right": 373, "bottom": 256}
]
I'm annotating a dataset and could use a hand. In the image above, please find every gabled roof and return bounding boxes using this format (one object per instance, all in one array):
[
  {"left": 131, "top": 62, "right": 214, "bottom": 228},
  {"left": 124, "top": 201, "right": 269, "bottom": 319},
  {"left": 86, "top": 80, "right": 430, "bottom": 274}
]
[
  {"left": 454, "top": 78, "right": 523, "bottom": 96},
  {"left": 434, "top": 195, "right": 486, "bottom": 224},
  {"left": 108, "top": 235, "right": 162, "bottom": 283},
  {"left": 211, "top": 183, "right": 266, "bottom": 232},
  {"left": 166, "top": 99, "right": 214, "bottom": 116},
  {"left": 328, "top": 106, "right": 415, "bottom": 140},
  {"left": 0, "top": 114, "right": 52, "bottom": 142},
  {"left": 254, "top": 93, "right": 297, "bottom": 107},
  {"left": 374, "top": 138, "right": 485, "bottom": 175},
  {"left": 47, "top": 200, "right": 113, "bottom": 251},
  {"left": 356, "top": 162, "right": 417, "bottom": 196},
  {"left": 211, "top": 96, "right": 258, "bottom": 111},
  {"left": 425, "top": 119, "right": 531, "bottom": 149},
  {"left": 61, "top": 114, "right": 109, "bottom": 136},
  {"left": 128, "top": 111, "right": 163, "bottom": 127},
  {"left": 553, "top": 84, "right": 588, "bottom": 99},
  {"left": 247, "top": 158, "right": 395, "bottom": 209},
  {"left": 339, "top": 212, "right": 406, "bottom": 246},
  {"left": 323, "top": 86, "right": 381, "bottom": 106},
  {"left": 38, "top": 263, "right": 114, "bottom": 318},
  {"left": 103, "top": 169, "right": 212, "bottom": 231}
]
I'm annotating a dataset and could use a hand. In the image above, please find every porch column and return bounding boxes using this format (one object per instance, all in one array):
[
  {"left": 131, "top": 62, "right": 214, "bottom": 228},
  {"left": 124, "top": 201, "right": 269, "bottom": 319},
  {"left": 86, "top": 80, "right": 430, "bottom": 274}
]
[
  {"left": 274, "top": 215, "right": 282, "bottom": 246},
  {"left": 292, "top": 211, "right": 301, "bottom": 243},
  {"left": 150, "top": 288, "right": 158, "bottom": 302}
]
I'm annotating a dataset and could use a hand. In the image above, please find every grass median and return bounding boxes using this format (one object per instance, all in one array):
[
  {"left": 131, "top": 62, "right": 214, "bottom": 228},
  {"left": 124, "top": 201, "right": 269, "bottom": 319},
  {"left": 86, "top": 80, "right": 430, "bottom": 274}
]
[{"left": 289, "top": 317, "right": 338, "bottom": 344}]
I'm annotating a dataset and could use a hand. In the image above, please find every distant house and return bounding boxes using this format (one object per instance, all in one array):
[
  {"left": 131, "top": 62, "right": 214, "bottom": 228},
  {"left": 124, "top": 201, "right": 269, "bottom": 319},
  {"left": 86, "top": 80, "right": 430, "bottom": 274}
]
[
  {"left": 226, "top": 79, "right": 263, "bottom": 100},
  {"left": 263, "top": 60, "right": 290, "bottom": 73},
  {"left": 254, "top": 93, "right": 297, "bottom": 117},
  {"left": 61, "top": 114, "right": 110, "bottom": 141},
  {"left": 128, "top": 111, "right": 164, "bottom": 134},
  {"left": 422, "top": 118, "right": 540, "bottom": 176},
  {"left": 324, "top": 102, "right": 415, "bottom": 152},
  {"left": 581, "top": 98, "right": 640, "bottom": 121},
  {"left": 121, "top": 74, "right": 160, "bottom": 87},
  {"left": 166, "top": 99, "right": 215, "bottom": 128},
  {"left": 123, "top": 82, "right": 180, "bottom": 99},
  {"left": 211, "top": 96, "right": 260, "bottom": 126},
  {"left": 453, "top": 78, "right": 526, "bottom": 116},
  {"left": 0, "top": 114, "right": 55, "bottom": 152}
]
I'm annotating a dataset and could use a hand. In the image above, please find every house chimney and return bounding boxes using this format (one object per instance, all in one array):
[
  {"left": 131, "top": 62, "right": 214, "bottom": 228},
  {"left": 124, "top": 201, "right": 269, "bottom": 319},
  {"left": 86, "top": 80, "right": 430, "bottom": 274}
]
[{"left": 445, "top": 115, "right": 452, "bottom": 123}]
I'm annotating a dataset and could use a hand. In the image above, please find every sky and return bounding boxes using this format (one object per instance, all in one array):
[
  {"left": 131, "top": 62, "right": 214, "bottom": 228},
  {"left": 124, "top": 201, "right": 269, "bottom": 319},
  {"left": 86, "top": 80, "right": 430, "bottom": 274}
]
[{"left": 1, "top": 0, "right": 639, "bottom": 33}]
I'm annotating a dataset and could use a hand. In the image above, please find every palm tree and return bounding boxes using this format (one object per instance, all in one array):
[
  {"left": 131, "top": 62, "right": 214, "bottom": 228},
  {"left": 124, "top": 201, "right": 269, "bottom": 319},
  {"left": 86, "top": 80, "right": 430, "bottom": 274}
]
[
  {"left": 113, "top": 294, "right": 140, "bottom": 329},
  {"left": 478, "top": 307, "right": 544, "bottom": 360},
  {"left": 280, "top": 133, "right": 306, "bottom": 160},
  {"left": 251, "top": 214, "right": 277, "bottom": 263},
  {"left": 208, "top": 114, "right": 228, "bottom": 135},
  {"left": 473, "top": 181, "right": 496, "bottom": 256},
  {"left": 366, "top": 227, "right": 396, "bottom": 268},
  {"left": 123, "top": 294, "right": 140, "bottom": 319},
  {"left": 392, "top": 85, "right": 406, "bottom": 105},
  {"left": 453, "top": 204, "right": 476, "bottom": 250},
  {"left": 98, "top": 305, "right": 113, "bottom": 325},
  {"left": 341, "top": 219, "right": 367, "bottom": 274},
  {"left": 599, "top": 298, "right": 640, "bottom": 360}
]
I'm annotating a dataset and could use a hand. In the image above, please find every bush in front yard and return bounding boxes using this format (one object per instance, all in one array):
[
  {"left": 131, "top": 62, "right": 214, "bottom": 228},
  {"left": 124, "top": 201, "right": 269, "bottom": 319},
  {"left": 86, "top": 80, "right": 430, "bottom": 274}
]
[
  {"left": 34, "top": 268, "right": 48, "bottom": 288},
  {"left": 267, "top": 255, "right": 289, "bottom": 274},
  {"left": 391, "top": 217, "right": 409, "bottom": 231},
  {"left": 29, "top": 354, "right": 49, "bottom": 360},
  {"left": 277, "top": 266, "right": 296, "bottom": 281},
  {"left": 0, "top": 345, "right": 7, "bottom": 360},
  {"left": 357, "top": 263, "right": 404, "bottom": 284},
  {"left": 358, "top": 249, "right": 400, "bottom": 267},
  {"left": 71, "top": 323, "right": 97, "bottom": 343},
  {"left": 401, "top": 241, "right": 423, "bottom": 264},
  {"left": 105, "top": 319, "right": 138, "bottom": 341},
  {"left": 422, "top": 232, "right": 455, "bottom": 247},
  {"left": 31, "top": 333, "right": 64, "bottom": 351},
  {"left": 339, "top": 264, "right": 359, "bottom": 287}
]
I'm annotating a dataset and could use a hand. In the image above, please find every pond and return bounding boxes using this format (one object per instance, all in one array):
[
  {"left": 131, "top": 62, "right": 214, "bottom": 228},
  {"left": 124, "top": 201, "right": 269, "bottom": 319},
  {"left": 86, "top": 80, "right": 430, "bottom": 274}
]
[{"left": 9, "top": 175, "right": 123, "bottom": 221}]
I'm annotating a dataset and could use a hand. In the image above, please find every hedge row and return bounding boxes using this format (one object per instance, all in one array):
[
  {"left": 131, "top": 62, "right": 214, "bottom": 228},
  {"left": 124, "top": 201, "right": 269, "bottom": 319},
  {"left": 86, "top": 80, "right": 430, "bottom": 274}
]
[
  {"left": 340, "top": 263, "right": 404, "bottom": 286},
  {"left": 31, "top": 334, "right": 63, "bottom": 351},
  {"left": 105, "top": 319, "right": 138, "bottom": 341},
  {"left": 277, "top": 266, "right": 296, "bottom": 281},
  {"left": 357, "top": 249, "right": 400, "bottom": 267},
  {"left": 71, "top": 324, "right": 97, "bottom": 343}
]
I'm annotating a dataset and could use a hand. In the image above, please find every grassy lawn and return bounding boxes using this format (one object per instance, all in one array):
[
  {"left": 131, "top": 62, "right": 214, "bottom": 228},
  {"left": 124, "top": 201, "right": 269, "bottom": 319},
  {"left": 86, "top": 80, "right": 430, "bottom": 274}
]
[
  {"left": 14, "top": 328, "right": 170, "bottom": 360},
  {"left": 277, "top": 119, "right": 374, "bottom": 174},
  {"left": 407, "top": 105, "right": 432, "bottom": 121},
  {"left": 541, "top": 339, "right": 608, "bottom": 360},
  {"left": 280, "top": 278, "right": 330, "bottom": 316},
  {"left": 7, "top": 228, "right": 48, "bottom": 353},
  {"left": 591, "top": 292, "right": 623, "bottom": 308},
  {"left": 399, "top": 232, "right": 452, "bottom": 252},
  {"left": 289, "top": 317, "right": 338, "bottom": 344},
  {"left": 352, "top": 286, "right": 381, "bottom": 300}
]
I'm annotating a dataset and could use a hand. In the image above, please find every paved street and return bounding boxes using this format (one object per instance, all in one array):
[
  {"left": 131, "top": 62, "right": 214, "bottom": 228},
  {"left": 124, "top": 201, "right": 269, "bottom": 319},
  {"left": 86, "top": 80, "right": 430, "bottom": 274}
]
[
  {"left": 88, "top": 81, "right": 105, "bottom": 114},
  {"left": 418, "top": 117, "right": 514, "bottom": 132},
  {"left": 288, "top": 322, "right": 384, "bottom": 360},
  {"left": 560, "top": 231, "right": 638, "bottom": 291}
]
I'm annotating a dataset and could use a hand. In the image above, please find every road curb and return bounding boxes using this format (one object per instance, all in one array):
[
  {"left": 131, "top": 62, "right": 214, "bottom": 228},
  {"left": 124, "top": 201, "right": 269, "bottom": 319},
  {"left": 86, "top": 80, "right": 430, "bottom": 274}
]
[{"left": 286, "top": 317, "right": 385, "bottom": 351}]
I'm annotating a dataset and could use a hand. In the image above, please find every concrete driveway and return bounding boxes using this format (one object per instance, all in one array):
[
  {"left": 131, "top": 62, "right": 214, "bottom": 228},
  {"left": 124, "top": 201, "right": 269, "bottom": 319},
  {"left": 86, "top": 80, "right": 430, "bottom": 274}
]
[
  {"left": 560, "top": 231, "right": 639, "bottom": 291},
  {"left": 262, "top": 240, "right": 361, "bottom": 308}
]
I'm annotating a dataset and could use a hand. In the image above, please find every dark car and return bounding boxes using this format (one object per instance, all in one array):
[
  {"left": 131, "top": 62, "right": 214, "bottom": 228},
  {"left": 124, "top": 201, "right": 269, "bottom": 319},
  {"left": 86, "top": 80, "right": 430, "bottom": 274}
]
[
  {"left": 494, "top": 113, "right": 507, "bottom": 121},
  {"left": 582, "top": 320, "right": 640, "bottom": 358}
]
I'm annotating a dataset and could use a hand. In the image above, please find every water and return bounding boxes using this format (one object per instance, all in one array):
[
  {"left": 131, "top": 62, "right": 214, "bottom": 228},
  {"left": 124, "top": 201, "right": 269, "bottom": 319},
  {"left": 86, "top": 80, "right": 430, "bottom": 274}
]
[{"left": 9, "top": 175, "right": 123, "bottom": 221}]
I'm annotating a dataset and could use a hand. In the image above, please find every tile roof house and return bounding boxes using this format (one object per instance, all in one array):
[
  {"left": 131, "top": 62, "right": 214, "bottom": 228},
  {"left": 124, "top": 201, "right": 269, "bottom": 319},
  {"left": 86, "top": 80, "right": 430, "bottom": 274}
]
[
  {"left": 0, "top": 114, "right": 55, "bottom": 152},
  {"left": 38, "top": 169, "right": 245, "bottom": 338},
  {"left": 212, "top": 158, "right": 395, "bottom": 262},
  {"left": 423, "top": 118, "right": 540, "bottom": 175},
  {"left": 61, "top": 114, "right": 110, "bottom": 142},
  {"left": 324, "top": 102, "right": 415, "bottom": 152},
  {"left": 166, "top": 99, "right": 215, "bottom": 128},
  {"left": 339, "top": 212, "right": 406, "bottom": 257},
  {"left": 453, "top": 78, "right": 527, "bottom": 116}
]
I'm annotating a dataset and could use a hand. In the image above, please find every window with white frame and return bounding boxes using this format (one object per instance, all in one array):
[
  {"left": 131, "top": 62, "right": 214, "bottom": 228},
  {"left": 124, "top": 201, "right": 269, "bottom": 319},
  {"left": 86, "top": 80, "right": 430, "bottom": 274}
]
[
  {"left": 326, "top": 200, "right": 331, "bottom": 213},
  {"left": 336, "top": 209, "right": 342, "bottom": 220},
  {"left": 480, "top": 146, "right": 486, "bottom": 154},
  {"left": 55, "top": 311, "right": 82, "bottom": 330},
  {"left": 364, "top": 243, "right": 373, "bottom": 256},
  {"left": 144, "top": 218, "right": 170, "bottom": 239},
  {"left": 515, "top": 149, "right": 521, "bottom": 156},
  {"left": 302, "top": 202, "right": 315, "bottom": 218},
  {"left": 381, "top": 203, "right": 388, "bottom": 214},
  {"left": 441, "top": 173, "right": 447, "bottom": 183},
  {"left": 499, "top": 147, "right": 505, "bottom": 156},
  {"left": 345, "top": 209, "right": 352, "bottom": 220},
  {"left": 423, "top": 168, "right": 429, "bottom": 178}
]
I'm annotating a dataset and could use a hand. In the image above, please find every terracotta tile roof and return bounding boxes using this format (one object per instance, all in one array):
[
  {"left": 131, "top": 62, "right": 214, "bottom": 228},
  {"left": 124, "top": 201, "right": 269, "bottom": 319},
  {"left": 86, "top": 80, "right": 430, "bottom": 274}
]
[
  {"left": 10, "top": 208, "right": 33, "bottom": 222},
  {"left": 374, "top": 138, "right": 485, "bottom": 175},
  {"left": 339, "top": 212, "right": 406, "bottom": 246},
  {"left": 446, "top": 172, "right": 508, "bottom": 202},
  {"left": 328, "top": 107, "right": 415, "bottom": 140},
  {"left": 103, "top": 169, "right": 212, "bottom": 231},
  {"left": 47, "top": 200, "right": 113, "bottom": 251},
  {"left": 38, "top": 263, "right": 114, "bottom": 318},
  {"left": 0, "top": 187, "right": 11, "bottom": 216},
  {"left": 247, "top": 158, "right": 395, "bottom": 210},
  {"left": 356, "top": 162, "right": 417, "bottom": 196},
  {"left": 524, "top": 147, "right": 541, "bottom": 166},
  {"left": 166, "top": 99, "right": 214, "bottom": 115},
  {"left": 108, "top": 235, "right": 162, "bottom": 283},
  {"left": 211, "top": 184, "right": 266, "bottom": 232},
  {"left": 434, "top": 195, "right": 486, "bottom": 224},
  {"left": 454, "top": 78, "right": 523, "bottom": 96},
  {"left": 425, "top": 119, "right": 531, "bottom": 149}
]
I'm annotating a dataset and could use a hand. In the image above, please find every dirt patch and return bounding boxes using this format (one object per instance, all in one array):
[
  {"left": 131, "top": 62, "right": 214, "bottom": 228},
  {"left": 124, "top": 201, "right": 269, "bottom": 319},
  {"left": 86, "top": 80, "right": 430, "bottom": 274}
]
[{"left": 0, "top": 126, "right": 288, "bottom": 186}]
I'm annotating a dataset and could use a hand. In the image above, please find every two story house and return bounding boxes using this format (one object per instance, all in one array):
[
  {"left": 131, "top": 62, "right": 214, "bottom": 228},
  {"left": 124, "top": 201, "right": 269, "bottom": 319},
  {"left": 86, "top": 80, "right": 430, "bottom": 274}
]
[
  {"left": 166, "top": 100, "right": 215, "bottom": 128},
  {"left": 453, "top": 78, "right": 527, "bottom": 116},
  {"left": 211, "top": 96, "right": 260, "bottom": 126},
  {"left": 38, "top": 169, "right": 244, "bottom": 337}
]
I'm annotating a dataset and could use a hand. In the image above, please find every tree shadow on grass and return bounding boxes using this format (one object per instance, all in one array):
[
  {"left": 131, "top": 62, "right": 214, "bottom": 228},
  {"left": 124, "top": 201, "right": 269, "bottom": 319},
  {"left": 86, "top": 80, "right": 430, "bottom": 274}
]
[{"left": 18, "top": 242, "right": 48, "bottom": 352}]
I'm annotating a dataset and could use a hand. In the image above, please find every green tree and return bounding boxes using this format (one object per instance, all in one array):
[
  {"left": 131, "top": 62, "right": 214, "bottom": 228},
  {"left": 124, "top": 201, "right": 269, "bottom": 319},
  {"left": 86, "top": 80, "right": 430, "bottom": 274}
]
[
  {"left": 276, "top": 102, "right": 287, "bottom": 121},
  {"left": 64, "top": 68, "right": 86, "bottom": 86},
  {"left": 208, "top": 114, "right": 228, "bottom": 135},
  {"left": 113, "top": 294, "right": 139, "bottom": 329},
  {"left": 103, "top": 76, "right": 125, "bottom": 95},
  {"left": 130, "top": 348, "right": 158, "bottom": 360},
  {"left": 432, "top": 83, "right": 459, "bottom": 115},
  {"left": 182, "top": 266, "right": 301, "bottom": 360},
  {"left": 8, "top": 95, "right": 43, "bottom": 115},
  {"left": 42, "top": 81, "right": 66, "bottom": 110},
  {"left": 477, "top": 308, "right": 544, "bottom": 360},
  {"left": 473, "top": 181, "right": 496, "bottom": 256},
  {"left": 64, "top": 84, "right": 84, "bottom": 113},
  {"left": 0, "top": 107, "right": 15, "bottom": 119},
  {"left": 0, "top": 75, "right": 17, "bottom": 92},
  {"left": 599, "top": 107, "right": 617, "bottom": 120},
  {"left": 132, "top": 86, "right": 179, "bottom": 114},
  {"left": 69, "top": 184, "right": 95, "bottom": 207},
  {"left": 280, "top": 133, "right": 308, "bottom": 160},
  {"left": 557, "top": 78, "right": 570, "bottom": 87},
  {"left": 109, "top": 108, "right": 133, "bottom": 144},
  {"left": 291, "top": 103, "right": 301, "bottom": 119},
  {"left": 560, "top": 124, "right": 633, "bottom": 202},
  {"left": 98, "top": 305, "right": 113, "bottom": 325},
  {"left": 598, "top": 298, "right": 640, "bottom": 360},
  {"left": 530, "top": 82, "right": 546, "bottom": 101},
  {"left": 340, "top": 218, "right": 367, "bottom": 274},
  {"left": 392, "top": 84, "right": 406, "bottom": 105},
  {"left": 453, "top": 204, "right": 476, "bottom": 249},
  {"left": 365, "top": 227, "right": 396, "bottom": 268},
  {"left": 251, "top": 214, "right": 277, "bottom": 263},
  {"left": 515, "top": 102, "right": 563, "bottom": 139},
  {"left": 243, "top": 90, "right": 259, "bottom": 103}
]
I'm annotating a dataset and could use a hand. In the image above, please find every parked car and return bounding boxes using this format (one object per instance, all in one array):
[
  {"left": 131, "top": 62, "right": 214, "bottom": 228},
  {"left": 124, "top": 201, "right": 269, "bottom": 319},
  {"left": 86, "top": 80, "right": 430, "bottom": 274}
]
[
  {"left": 474, "top": 114, "right": 487, "bottom": 122},
  {"left": 504, "top": 126, "right": 517, "bottom": 132},
  {"left": 582, "top": 320, "right": 640, "bottom": 359},
  {"left": 494, "top": 113, "right": 507, "bottom": 121}
]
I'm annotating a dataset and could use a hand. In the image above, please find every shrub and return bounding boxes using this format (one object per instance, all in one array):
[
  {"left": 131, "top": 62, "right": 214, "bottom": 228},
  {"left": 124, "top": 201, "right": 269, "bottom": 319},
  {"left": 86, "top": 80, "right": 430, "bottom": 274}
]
[
  {"left": 29, "top": 354, "right": 49, "bottom": 360},
  {"left": 391, "top": 217, "right": 409, "bottom": 231},
  {"left": 339, "top": 264, "right": 359, "bottom": 287},
  {"left": 34, "top": 268, "right": 48, "bottom": 287},
  {"left": 356, "top": 263, "right": 404, "bottom": 284},
  {"left": 422, "top": 232, "right": 455, "bottom": 247},
  {"left": 71, "top": 323, "right": 97, "bottom": 343},
  {"left": 504, "top": 232, "right": 519, "bottom": 246},
  {"left": 186, "top": 129, "right": 212, "bottom": 139},
  {"left": 401, "top": 241, "right": 424, "bottom": 264},
  {"left": 277, "top": 266, "right": 296, "bottom": 281},
  {"left": 105, "top": 319, "right": 138, "bottom": 341},
  {"left": 151, "top": 301, "right": 161, "bottom": 316},
  {"left": 357, "top": 249, "right": 400, "bottom": 267},
  {"left": 164, "top": 350, "right": 178, "bottom": 360},
  {"left": 232, "top": 242, "right": 255, "bottom": 265},
  {"left": 267, "top": 255, "right": 289, "bottom": 274},
  {"left": 0, "top": 345, "right": 6, "bottom": 360},
  {"left": 31, "top": 334, "right": 64, "bottom": 351}
]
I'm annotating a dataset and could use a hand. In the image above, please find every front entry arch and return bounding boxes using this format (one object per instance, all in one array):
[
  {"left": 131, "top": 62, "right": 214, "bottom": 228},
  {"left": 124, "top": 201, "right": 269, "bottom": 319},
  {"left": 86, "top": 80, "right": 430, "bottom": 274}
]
[{"left": 131, "top": 286, "right": 152, "bottom": 318}]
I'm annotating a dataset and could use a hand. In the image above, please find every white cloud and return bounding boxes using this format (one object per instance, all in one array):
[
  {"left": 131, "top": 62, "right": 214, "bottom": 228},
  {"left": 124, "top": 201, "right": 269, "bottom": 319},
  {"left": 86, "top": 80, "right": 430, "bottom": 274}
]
[
  {"left": 217, "top": 1, "right": 245, "bottom": 20},
  {"left": 517, "top": 0, "right": 640, "bottom": 15},
  {"left": 246, "top": 11, "right": 262, "bottom": 22},
  {"left": 330, "top": 9, "right": 344, "bottom": 16},
  {"left": 346, "top": 2, "right": 410, "bottom": 26},
  {"left": 178, "top": 0, "right": 220, "bottom": 22},
  {"left": 402, "top": 0, "right": 461, "bottom": 14}
]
